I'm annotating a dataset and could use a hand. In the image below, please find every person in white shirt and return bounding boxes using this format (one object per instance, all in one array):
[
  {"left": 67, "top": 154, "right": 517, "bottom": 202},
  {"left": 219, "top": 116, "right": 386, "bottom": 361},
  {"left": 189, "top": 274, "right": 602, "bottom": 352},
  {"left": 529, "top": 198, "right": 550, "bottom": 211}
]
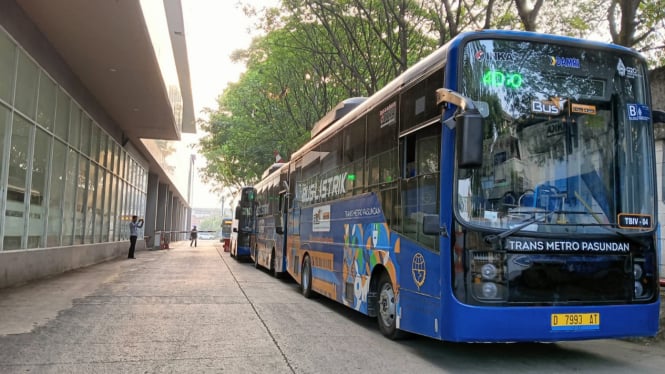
[{"left": 128, "top": 215, "right": 144, "bottom": 259}]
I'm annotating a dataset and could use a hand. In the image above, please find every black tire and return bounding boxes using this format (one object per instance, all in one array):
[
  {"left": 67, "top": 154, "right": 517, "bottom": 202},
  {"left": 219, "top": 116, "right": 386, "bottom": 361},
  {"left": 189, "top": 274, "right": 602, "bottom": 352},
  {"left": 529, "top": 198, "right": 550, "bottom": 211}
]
[
  {"left": 301, "top": 255, "right": 313, "bottom": 298},
  {"left": 270, "top": 249, "right": 277, "bottom": 277},
  {"left": 377, "top": 273, "right": 404, "bottom": 339},
  {"left": 254, "top": 248, "right": 260, "bottom": 269}
]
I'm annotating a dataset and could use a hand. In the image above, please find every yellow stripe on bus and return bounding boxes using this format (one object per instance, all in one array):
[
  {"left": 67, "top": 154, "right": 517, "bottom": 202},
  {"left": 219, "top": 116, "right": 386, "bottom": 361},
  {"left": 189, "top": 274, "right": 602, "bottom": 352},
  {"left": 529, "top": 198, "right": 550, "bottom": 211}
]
[{"left": 313, "top": 278, "right": 337, "bottom": 300}]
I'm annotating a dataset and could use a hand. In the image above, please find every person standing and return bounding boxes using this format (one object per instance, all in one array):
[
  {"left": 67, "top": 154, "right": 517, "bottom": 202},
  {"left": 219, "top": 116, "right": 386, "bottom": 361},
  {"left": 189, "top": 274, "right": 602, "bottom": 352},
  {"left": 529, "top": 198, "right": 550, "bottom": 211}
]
[
  {"left": 190, "top": 225, "right": 198, "bottom": 247},
  {"left": 128, "top": 215, "right": 144, "bottom": 259}
]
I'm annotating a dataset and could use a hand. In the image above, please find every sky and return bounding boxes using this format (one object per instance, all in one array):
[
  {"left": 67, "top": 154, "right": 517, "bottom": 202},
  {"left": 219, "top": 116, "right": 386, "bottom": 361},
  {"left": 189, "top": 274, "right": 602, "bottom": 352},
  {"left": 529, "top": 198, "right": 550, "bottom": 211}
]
[{"left": 177, "top": 0, "right": 277, "bottom": 210}]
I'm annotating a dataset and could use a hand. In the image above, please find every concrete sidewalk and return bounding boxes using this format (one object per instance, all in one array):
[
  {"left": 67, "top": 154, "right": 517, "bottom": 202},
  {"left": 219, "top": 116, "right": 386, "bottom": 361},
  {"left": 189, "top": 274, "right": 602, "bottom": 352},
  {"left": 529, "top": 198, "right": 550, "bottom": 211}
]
[{"left": 0, "top": 240, "right": 292, "bottom": 373}]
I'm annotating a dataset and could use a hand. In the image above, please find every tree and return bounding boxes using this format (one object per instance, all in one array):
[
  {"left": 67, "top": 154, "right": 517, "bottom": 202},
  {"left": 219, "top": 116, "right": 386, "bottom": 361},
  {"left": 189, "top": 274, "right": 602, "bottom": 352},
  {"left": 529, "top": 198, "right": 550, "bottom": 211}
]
[
  {"left": 514, "top": 0, "right": 544, "bottom": 31},
  {"left": 198, "top": 1, "right": 442, "bottom": 186},
  {"left": 197, "top": 0, "right": 665, "bottom": 189},
  {"left": 278, "top": 0, "right": 440, "bottom": 92},
  {"left": 608, "top": 0, "right": 665, "bottom": 63},
  {"left": 197, "top": 28, "right": 337, "bottom": 188},
  {"left": 198, "top": 215, "right": 223, "bottom": 233}
]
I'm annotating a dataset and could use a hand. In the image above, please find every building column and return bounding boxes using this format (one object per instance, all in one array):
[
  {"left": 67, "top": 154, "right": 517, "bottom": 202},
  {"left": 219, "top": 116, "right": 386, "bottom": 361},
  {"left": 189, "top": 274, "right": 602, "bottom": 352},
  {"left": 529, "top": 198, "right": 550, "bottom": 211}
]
[
  {"left": 174, "top": 199, "right": 182, "bottom": 241},
  {"left": 166, "top": 190, "right": 174, "bottom": 242},
  {"left": 186, "top": 206, "right": 192, "bottom": 239},
  {"left": 144, "top": 172, "right": 159, "bottom": 248},
  {"left": 171, "top": 195, "right": 179, "bottom": 241},
  {"left": 181, "top": 202, "right": 187, "bottom": 241},
  {"left": 156, "top": 183, "right": 168, "bottom": 243}
]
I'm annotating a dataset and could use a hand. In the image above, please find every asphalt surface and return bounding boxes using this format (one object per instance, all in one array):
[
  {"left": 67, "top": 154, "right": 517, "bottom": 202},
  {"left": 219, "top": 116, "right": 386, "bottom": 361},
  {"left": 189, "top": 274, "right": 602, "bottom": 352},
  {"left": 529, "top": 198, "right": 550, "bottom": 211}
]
[
  {"left": 0, "top": 240, "right": 291, "bottom": 373},
  {"left": 1, "top": 240, "right": 663, "bottom": 374}
]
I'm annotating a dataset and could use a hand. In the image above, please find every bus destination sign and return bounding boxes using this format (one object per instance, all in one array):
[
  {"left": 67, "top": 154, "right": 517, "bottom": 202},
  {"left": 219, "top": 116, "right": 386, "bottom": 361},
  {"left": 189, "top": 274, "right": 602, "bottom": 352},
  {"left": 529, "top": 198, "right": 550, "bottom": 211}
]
[{"left": 504, "top": 238, "right": 630, "bottom": 253}]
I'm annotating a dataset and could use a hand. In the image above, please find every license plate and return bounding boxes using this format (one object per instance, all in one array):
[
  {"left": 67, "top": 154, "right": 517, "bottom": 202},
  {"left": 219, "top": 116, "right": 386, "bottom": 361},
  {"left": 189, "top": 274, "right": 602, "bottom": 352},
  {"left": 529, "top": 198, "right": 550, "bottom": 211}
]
[{"left": 551, "top": 313, "right": 600, "bottom": 331}]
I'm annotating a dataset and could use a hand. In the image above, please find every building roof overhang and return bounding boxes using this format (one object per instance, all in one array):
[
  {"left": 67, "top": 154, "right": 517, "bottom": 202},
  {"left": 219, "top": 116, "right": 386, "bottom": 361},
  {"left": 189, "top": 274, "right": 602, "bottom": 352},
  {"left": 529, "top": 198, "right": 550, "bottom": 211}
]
[{"left": 17, "top": 0, "right": 196, "bottom": 141}]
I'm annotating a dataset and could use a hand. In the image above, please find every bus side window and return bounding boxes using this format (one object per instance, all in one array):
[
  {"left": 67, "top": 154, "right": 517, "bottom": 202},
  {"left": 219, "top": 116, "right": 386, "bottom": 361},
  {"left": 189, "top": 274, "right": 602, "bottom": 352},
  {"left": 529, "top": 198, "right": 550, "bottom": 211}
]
[
  {"left": 343, "top": 118, "right": 366, "bottom": 195},
  {"left": 399, "top": 127, "right": 441, "bottom": 252}
]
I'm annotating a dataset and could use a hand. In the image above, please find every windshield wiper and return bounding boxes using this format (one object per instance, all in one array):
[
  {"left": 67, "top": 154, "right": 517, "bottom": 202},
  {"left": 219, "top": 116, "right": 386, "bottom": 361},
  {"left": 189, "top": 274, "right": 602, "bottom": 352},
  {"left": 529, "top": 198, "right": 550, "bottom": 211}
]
[{"left": 484, "top": 210, "right": 557, "bottom": 246}]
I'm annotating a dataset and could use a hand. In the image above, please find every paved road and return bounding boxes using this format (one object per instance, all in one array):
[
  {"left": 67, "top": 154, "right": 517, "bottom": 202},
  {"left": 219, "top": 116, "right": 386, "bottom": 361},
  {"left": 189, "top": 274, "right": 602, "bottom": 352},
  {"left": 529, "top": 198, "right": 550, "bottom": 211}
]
[{"left": 0, "top": 240, "right": 663, "bottom": 373}]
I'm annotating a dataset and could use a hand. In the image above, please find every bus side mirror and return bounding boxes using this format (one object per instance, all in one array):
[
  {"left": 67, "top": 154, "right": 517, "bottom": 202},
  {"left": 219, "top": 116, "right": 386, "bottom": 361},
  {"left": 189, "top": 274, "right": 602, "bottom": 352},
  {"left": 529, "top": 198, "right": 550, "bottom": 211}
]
[
  {"left": 435, "top": 89, "right": 483, "bottom": 169},
  {"left": 234, "top": 206, "right": 240, "bottom": 220},
  {"left": 422, "top": 214, "right": 441, "bottom": 236},
  {"left": 456, "top": 110, "right": 483, "bottom": 169}
]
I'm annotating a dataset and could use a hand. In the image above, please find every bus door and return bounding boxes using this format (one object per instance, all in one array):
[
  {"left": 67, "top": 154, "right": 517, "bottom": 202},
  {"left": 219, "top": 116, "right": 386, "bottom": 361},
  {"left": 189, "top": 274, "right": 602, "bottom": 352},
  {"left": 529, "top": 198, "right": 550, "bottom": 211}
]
[
  {"left": 396, "top": 123, "right": 442, "bottom": 338},
  {"left": 287, "top": 165, "right": 302, "bottom": 275},
  {"left": 274, "top": 188, "right": 289, "bottom": 273}
]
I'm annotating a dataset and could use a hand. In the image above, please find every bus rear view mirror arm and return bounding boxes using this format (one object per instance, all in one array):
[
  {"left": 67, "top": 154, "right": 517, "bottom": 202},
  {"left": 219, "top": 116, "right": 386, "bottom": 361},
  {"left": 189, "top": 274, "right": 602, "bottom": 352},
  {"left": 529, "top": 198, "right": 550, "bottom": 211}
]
[
  {"left": 436, "top": 89, "right": 483, "bottom": 169},
  {"left": 436, "top": 89, "right": 476, "bottom": 112}
]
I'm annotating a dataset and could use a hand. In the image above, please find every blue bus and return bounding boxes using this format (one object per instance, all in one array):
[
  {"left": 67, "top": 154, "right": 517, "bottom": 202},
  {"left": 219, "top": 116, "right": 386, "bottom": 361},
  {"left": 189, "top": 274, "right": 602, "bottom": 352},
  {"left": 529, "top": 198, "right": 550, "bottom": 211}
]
[
  {"left": 252, "top": 163, "right": 289, "bottom": 275},
  {"left": 220, "top": 217, "right": 233, "bottom": 252},
  {"left": 230, "top": 186, "right": 256, "bottom": 260},
  {"left": 259, "top": 30, "right": 663, "bottom": 342}
]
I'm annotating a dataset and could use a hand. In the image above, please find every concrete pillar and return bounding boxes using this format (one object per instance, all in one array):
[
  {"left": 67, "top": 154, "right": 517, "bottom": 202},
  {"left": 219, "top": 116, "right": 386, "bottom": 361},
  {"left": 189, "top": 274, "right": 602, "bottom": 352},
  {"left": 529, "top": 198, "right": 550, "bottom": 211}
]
[
  {"left": 157, "top": 183, "right": 168, "bottom": 229},
  {"left": 186, "top": 206, "right": 192, "bottom": 239},
  {"left": 145, "top": 173, "right": 159, "bottom": 248},
  {"left": 171, "top": 195, "right": 179, "bottom": 241},
  {"left": 181, "top": 201, "right": 185, "bottom": 240},
  {"left": 174, "top": 199, "right": 181, "bottom": 241},
  {"left": 166, "top": 190, "right": 174, "bottom": 242},
  {"left": 156, "top": 183, "right": 168, "bottom": 246}
]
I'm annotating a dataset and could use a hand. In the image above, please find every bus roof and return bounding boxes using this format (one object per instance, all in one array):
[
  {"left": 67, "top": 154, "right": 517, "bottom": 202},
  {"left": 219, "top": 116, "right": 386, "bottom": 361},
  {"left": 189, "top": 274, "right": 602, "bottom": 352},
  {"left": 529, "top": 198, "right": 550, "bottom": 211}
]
[
  {"left": 291, "top": 29, "right": 643, "bottom": 162},
  {"left": 310, "top": 97, "right": 367, "bottom": 138},
  {"left": 261, "top": 163, "right": 286, "bottom": 179}
]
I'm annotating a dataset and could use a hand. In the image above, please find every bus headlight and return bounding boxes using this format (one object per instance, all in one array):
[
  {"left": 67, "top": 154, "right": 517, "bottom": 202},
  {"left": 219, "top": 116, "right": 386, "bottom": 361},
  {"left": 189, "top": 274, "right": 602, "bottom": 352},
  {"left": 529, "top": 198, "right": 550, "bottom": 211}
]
[
  {"left": 482, "top": 282, "right": 498, "bottom": 298},
  {"left": 634, "top": 281, "right": 644, "bottom": 298},
  {"left": 633, "top": 264, "right": 643, "bottom": 279},
  {"left": 471, "top": 251, "right": 506, "bottom": 301},
  {"left": 632, "top": 259, "right": 652, "bottom": 300},
  {"left": 481, "top": 263, "right": 498, "bottom": 280}
]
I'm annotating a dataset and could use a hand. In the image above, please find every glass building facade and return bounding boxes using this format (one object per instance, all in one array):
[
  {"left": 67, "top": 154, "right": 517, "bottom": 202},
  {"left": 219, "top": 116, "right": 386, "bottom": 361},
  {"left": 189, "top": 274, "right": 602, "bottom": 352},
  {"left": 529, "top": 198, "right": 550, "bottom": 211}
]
[{"left": 0, "top": 27, "right": 147, "bottom": 251}]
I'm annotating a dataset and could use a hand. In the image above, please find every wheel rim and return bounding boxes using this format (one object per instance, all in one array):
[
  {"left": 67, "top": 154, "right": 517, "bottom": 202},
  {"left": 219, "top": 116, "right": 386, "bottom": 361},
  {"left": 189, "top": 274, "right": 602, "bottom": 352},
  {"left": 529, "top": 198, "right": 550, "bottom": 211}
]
[
  {"left": 302, "top": 260, "right": 310, "bottom": 290},
  {"left": 378, "top": 282, "right": 396, "bottom": 328}
]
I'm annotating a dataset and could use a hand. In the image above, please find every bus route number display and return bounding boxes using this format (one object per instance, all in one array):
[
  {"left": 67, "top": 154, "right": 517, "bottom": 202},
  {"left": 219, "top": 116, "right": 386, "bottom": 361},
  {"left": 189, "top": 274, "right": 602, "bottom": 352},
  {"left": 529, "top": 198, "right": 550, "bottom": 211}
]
[{"left": 483, "top": 70, "right": 523, "bottom": 89}]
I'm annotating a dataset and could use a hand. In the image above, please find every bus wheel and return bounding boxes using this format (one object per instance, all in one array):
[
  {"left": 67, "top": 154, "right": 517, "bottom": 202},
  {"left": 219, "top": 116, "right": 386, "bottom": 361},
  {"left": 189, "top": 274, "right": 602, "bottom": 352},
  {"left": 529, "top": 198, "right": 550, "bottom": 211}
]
[
  {"left": 377, "top": 273, "right": 403, "bottom": 339},
  {"left": 301, "top": 255, "right": 313, "bottom": 298}
]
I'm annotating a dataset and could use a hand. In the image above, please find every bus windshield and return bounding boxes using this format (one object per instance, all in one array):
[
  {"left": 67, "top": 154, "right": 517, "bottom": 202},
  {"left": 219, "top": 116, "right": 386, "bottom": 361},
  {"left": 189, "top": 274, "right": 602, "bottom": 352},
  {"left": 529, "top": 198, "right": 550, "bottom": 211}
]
[{"left": 457, "top": 39, "right": 655, "bottom": 234}]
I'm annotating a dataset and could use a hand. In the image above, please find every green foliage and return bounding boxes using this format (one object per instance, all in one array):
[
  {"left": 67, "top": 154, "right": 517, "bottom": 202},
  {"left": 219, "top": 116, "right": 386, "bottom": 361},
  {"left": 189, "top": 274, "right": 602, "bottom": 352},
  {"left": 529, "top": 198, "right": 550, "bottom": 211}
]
[
  {"left": 198, "top": 215, "right": 223, "bottom": 233},
  {"left": 196, "top": 0, "right": 665, "bottom": 188},
  {"left": 198, "top": 0, "right": 441, "bottom": 187}
]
